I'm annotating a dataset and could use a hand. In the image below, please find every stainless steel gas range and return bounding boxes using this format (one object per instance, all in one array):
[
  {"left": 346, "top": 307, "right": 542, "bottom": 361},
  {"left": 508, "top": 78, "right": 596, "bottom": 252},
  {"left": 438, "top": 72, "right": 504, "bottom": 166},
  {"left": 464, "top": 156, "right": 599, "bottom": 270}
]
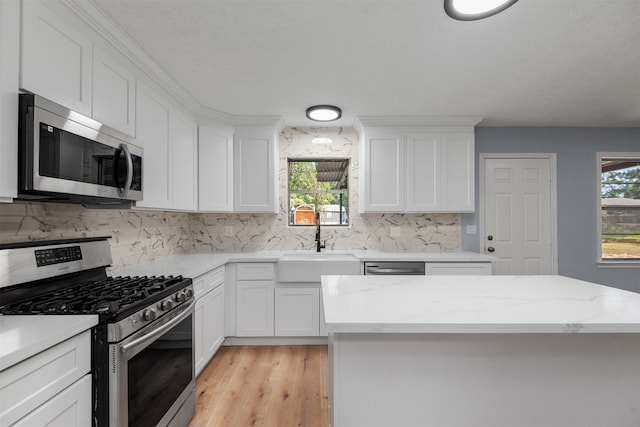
[{"left": 0, "top": 237, "right": 196, "bottom": 427}]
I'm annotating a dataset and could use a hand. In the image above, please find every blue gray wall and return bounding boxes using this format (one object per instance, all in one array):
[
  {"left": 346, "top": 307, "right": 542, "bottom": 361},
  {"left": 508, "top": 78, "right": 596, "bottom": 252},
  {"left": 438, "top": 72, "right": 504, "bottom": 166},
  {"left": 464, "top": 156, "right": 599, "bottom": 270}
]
[{"left": 462, "top": 127, "right": 640, "bottom": 293}]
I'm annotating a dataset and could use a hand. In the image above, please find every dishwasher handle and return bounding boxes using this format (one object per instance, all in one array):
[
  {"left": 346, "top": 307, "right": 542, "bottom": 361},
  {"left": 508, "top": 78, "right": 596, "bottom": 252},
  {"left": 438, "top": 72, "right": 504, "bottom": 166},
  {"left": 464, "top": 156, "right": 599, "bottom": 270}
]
[{"left": 364, "top": 262, "right": 425, "bottom": 275}]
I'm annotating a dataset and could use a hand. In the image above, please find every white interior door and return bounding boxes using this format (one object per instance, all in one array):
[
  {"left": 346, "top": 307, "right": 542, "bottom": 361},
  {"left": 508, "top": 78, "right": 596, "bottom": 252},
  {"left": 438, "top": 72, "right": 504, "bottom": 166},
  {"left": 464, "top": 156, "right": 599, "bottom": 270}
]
[{"left": 482, "top": 156, "right": 556, "bottom": 275}]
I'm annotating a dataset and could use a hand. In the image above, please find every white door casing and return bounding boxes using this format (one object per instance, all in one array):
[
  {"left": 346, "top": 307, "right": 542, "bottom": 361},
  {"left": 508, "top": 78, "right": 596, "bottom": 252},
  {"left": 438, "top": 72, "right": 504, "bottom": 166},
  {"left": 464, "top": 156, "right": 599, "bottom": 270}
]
[{"left": 481, "top": 155, "right": 557, "bottom": 275}]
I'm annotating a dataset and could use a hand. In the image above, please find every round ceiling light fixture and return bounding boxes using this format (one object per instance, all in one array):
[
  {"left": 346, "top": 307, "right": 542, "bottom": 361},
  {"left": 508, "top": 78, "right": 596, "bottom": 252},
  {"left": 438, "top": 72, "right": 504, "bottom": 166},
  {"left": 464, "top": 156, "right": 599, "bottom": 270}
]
[
  {"left": 444, "top": 0, "right": 519, "bottom": 21},
  {"left": 306, "top": 105, "right": 342, "bottom": 122}
]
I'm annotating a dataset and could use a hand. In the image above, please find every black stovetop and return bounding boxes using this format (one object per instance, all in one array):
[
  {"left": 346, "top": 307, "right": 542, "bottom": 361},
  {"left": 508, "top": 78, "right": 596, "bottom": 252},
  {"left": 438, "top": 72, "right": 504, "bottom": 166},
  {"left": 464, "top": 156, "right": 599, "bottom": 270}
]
[{"left": 0, "top": 274, "right": 190, "bottom": 321}]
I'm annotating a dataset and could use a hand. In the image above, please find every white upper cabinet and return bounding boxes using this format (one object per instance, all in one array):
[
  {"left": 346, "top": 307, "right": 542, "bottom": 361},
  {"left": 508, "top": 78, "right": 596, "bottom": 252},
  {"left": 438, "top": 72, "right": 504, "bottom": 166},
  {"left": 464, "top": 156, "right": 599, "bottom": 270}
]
[
  {"left": 406, "top": 134, "right": 440, "bottom": 211},
  {"left": 198, "top": 124, "right": 234, "bottom": 212},
  {"left": 20, "top": 0, "right": 93, "bottom": 116},
  {"left": 362, "top": 134, "right": 405, "bottom": 212},
  {"left": 170, "top": 109, "right": 198, "bottom": 211},
  {"left": 0, "top": 0, "right": 19, "bottom": 202},
  {"left": 92, "top": 46, "right": 136, "bottom": 136},
  {"left": 136, "top": 82, "right": 171, "bottom": 209},
  {"left": 440, "top": 133, "right": 474, "bottom": 211},
  {"left": 233, "top": 125, "right": 280, "bottom": 213},
  {"left": 357, "top": 118, "right": 480, "bottom": 213},
  {"left": 135, "top": 81, "right": 198, "bottom": 211}
]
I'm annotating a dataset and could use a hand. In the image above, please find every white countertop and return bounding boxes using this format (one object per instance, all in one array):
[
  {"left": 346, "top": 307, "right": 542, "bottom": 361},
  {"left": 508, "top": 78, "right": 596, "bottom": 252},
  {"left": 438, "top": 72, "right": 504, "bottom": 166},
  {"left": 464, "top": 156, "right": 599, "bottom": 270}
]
[
  {"left": 112, "top": 250, "right": 494, "bottom": 278},
  {"left": 0, "top": 315, "right": 98, "bottom": 371},
  {"left": 321, "top": 275, "right": 640, "bottom": 334}
]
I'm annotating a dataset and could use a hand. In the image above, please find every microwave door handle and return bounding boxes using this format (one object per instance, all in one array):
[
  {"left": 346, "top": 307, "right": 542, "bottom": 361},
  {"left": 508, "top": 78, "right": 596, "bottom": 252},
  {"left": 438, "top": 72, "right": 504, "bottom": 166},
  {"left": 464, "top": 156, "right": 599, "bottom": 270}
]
[{"left": 117, "top": 143, "right": 133, "bottom": 198}]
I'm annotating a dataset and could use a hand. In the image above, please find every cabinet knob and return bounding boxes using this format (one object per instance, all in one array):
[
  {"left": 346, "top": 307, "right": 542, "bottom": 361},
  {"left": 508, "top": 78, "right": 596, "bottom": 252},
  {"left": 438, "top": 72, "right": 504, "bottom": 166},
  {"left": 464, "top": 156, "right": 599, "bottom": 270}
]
[
  {"left": 487, "top": 235, "right": 493, "bottom": 241},
  {"left": 487, "top": 247, "right": 495, "bottom": 253}
]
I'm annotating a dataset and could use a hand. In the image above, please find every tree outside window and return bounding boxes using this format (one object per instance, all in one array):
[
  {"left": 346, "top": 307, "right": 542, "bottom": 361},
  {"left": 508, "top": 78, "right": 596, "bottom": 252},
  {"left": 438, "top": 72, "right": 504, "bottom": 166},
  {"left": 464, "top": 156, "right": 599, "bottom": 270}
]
[
  {"left": 600, "top": 155, "right": 640, "bottom": 261},
  {"left": 288, "top": 159, "right": 349, "bottom": 226}
]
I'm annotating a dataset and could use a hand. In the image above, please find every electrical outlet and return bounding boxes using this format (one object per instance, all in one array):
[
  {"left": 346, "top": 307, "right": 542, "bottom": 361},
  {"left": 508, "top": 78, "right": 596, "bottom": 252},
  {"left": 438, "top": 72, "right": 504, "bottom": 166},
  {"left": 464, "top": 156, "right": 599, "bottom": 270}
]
[{"left": 224, "top": 226, "right": 233, "bottom": 236}]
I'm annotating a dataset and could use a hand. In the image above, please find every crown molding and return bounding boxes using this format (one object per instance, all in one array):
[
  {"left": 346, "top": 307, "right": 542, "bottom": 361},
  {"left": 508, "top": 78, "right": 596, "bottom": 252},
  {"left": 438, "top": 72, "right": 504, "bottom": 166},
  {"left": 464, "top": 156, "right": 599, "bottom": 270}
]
[
  {"left": 353, "top": 115, "right": 484, "bottom": 131},
  {"left": 61, "top": 0, "right": 199, "bottom": 112}
]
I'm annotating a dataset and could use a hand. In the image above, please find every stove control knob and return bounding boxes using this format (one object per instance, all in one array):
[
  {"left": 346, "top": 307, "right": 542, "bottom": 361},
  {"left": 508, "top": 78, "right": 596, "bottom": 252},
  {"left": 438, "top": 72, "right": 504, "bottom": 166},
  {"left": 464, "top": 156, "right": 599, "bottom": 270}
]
[
  {"left": 174, "top": 291, "right": 186, "bottom": 303},
  {"left": 143, "top": 309, "right": 157, "bottom": 322},
  {"left": 185, "top": 288, "right": 194, "bottom": 299},
  {"left": 161, "top": 299, "right": 174, "bottom": 311}
]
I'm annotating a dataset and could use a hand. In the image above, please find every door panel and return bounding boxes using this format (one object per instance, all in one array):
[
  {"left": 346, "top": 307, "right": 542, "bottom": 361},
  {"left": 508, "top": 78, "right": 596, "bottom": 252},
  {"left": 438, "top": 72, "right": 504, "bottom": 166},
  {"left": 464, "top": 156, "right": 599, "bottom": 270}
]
[{"left": 484, "top": 157, "right": 554, "bottom": 275}]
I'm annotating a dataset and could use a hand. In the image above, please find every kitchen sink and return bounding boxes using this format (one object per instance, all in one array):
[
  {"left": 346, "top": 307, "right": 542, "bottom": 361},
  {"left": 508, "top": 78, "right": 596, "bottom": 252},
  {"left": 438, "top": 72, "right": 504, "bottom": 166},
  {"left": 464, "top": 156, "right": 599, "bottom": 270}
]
[{"left": 278, "top": 252, "right": 361, "bottom": 282}]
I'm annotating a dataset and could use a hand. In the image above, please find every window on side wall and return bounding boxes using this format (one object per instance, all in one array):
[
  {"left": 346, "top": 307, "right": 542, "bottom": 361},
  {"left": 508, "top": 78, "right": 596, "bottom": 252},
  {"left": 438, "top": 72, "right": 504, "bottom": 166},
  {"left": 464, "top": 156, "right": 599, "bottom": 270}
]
[
  {"left": 598, "top": 153, "right": 640, "bottom": 264},
  {"left": 288, "top": 159, "right": 349, "bottom": 226}
]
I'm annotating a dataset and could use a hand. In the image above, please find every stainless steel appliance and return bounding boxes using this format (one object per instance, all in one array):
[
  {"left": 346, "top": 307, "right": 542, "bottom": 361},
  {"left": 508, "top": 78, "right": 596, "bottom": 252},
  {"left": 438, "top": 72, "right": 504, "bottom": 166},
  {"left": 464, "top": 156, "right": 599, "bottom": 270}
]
[
  {"left": 0, "top": 237, "right": 195, "bottom": 427},
  {"left": 364, "top": 261, "right": 426, "bottom": 275},
  {"left": 18, "top": 94, "right": 143, "bottom": 207}
]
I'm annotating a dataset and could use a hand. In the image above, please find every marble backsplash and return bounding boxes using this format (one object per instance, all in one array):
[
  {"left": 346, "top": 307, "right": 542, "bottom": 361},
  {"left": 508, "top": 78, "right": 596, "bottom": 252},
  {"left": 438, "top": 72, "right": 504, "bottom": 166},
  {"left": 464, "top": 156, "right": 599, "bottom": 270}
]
[
  {"left": 0, "top": 127, "right": 461, "bottom": 270},
  {"left": 0, "top": 201, "right": 192, "bottom": 271}
]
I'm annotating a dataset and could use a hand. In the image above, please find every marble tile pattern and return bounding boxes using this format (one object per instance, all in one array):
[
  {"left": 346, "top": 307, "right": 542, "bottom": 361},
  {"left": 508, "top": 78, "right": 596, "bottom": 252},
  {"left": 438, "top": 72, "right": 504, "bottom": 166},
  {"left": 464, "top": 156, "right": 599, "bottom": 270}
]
[
  {"left": 0, "top": 201, "right": 192, "bottom": 271},
  {"left": 0, "top": 127, "right": 461, "bottom": 269},
  {"left": 191, "top": 127, "right": 462, "bottom": 252}
]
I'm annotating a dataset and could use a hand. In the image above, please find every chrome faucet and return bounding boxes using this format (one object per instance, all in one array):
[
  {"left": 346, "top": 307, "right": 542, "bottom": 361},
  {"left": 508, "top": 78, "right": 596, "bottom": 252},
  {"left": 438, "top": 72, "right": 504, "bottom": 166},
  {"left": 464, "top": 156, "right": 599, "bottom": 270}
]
[{"left": 315, "top": 212, "right": 325, "bottom": 252}]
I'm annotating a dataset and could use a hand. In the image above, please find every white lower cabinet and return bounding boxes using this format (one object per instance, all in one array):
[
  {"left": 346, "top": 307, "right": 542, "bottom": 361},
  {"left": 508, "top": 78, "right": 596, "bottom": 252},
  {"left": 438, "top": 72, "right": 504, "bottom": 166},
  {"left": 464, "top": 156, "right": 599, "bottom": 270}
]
[
  {"left": 275, "top": 287, "right": 320, "bottom": 337},
  {"left": 425, "top": 262, "right": 492, "bottom": 275},
  {"left": 0, "top": 331, "right": 91, "bottom": 427},
  {"left": 194, "top": 267, "right": 225, "bottom": 376},
  {"left": 235, "top": 263, "right": 276, "bottom": 337},
  {"left": 12, "top": 374, "right": 91, "bottom": 427},
  {"left": 236, "top": 281, "right": 275, "bottom": 337}
]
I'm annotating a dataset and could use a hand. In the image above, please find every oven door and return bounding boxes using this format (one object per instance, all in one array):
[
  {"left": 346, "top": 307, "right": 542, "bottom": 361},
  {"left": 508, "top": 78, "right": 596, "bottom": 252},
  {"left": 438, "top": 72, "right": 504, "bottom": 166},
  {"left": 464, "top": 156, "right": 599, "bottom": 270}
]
[{"left": 110, "top": 300, "right": 196, "bottom": 427}]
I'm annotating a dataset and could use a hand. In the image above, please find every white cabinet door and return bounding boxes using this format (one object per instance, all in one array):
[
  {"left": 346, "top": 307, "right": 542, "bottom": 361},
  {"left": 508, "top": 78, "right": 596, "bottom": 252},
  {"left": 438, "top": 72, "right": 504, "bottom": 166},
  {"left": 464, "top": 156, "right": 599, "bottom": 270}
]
[
  {"left": 236, "top": 281, "right": 274, "bottom": 337},
  {"left": 425, "top": 262, "right": 492, "bottom": 275},
  {"left": 275, "top": 287, "right": 320, "bottom": 337},
  {"left": 205, "top": 284, "right": 225, "bottom": 360},
  {"left": 194, "top": 274, "right": 225, "bottom": 376},
  {"left": 135, "top": 83, "right": 171, "bottom": 209},
  {"left": 194, "top": 289, "right": 206, "bottom": 375},
  {"left": 406, "top": 134, "right": 440, "bottom": 212},
  {"left": 233, "top": 127, "right": 278, "bottom": 212},
  {"left": 199, "top": 125, "right": 233, "bottom": 212},
  {"left": 0, "top": 331, "right": 91, "bottom": 426},
  {"left": 361, "top": 135, "right": 405, "bottom": 212},
  {"left": 441, "top": 133, "right": 474, "bottom": 212},
  {"left": 0, "top": 0, "right": 19, "bottom": 202},
  {"left": 92, "top": 47, "right": 136, "bottom": 136},
  {"left": 20, "top": 0, "right": 92, "bottom": 116},
  {"left": 170, "top": 109, "right": 198, "bottom": 211},
  {"left": 11, "top": 374, "right": 91, "bottom": 427}
]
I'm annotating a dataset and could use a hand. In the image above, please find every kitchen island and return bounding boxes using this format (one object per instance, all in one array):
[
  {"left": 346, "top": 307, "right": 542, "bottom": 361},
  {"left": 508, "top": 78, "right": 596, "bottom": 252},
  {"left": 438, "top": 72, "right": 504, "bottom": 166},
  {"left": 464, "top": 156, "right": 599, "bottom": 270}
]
[{"left": 321, "top": 275, "right": 640, "bottom": 427}]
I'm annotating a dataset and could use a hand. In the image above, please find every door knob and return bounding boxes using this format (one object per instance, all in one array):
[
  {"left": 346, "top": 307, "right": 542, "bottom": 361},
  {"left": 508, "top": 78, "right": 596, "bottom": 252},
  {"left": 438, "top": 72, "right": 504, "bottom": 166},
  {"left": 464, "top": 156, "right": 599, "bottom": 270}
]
[{"left": 487, "top": 247, "right": 495, "bottom": 253}]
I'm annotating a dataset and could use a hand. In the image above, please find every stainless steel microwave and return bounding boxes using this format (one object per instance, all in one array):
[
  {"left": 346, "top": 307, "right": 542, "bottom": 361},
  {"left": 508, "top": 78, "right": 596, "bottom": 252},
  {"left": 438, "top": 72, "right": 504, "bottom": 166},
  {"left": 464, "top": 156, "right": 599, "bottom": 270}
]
[{"left": 18, "top": 94, "right": 143, "bottom": 207}]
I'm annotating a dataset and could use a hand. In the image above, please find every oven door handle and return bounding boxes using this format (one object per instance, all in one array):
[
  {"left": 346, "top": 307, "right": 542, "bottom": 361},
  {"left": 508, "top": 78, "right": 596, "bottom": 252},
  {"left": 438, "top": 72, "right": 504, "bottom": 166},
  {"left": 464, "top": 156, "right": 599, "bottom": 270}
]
[{"left": 120, "top": 299, "right": 195, "bottom": 355}]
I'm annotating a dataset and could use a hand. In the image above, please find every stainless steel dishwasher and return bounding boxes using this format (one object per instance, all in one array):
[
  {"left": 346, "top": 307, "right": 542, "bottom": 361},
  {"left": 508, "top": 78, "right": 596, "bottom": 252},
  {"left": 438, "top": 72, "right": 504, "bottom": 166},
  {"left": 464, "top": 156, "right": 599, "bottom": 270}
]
[{"left": 363, "top": 261, "right": 425, "bottom": 275}]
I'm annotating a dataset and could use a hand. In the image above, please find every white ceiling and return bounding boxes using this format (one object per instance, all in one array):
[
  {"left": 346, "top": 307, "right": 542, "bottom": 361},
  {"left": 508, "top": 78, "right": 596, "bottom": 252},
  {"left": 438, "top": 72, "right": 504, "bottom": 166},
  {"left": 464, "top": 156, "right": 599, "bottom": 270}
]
[{"left": 92, "top": 0, "right": 640, "bottom": 128}]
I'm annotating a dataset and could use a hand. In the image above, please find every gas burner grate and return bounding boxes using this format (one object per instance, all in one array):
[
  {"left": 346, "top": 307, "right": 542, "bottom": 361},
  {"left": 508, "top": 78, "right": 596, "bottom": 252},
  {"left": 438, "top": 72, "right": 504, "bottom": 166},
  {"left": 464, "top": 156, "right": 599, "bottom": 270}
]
[{"left": 0, "top": 275, "right": 187, "bottom": 316}]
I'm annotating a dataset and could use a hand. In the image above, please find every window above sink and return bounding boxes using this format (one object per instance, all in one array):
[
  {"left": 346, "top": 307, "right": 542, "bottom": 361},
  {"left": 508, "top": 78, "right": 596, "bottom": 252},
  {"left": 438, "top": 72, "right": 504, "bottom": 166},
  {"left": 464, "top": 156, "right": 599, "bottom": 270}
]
[{"left": 288, "top": 158, "right": 350, "bottom": 227}]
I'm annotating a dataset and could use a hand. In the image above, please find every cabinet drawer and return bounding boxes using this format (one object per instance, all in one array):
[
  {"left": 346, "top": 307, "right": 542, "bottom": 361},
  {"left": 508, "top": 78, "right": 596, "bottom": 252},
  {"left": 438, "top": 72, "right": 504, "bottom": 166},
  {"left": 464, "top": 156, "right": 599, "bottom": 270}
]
[
  {"left": 0, "top": 330, "right": 91, "bottom": 426},
  {"left": 425, "top": 262, "right": 492, "bottom": 275},
  {"left": 194, "top": 266, "right": 225, "bottom": 300},
  {"left": 237, "top": 263, "right": 275, "bottom": 280}
]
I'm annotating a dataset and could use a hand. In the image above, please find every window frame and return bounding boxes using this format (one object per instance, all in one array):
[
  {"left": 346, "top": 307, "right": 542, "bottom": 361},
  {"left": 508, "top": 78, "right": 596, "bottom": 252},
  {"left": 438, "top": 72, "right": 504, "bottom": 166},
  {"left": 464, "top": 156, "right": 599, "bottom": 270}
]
[
  {"left": 597, "top": 152, "right": 640, "bottom": 268},
  {"left": 287, "top": 158, "right": 350, "bottom": 227}
]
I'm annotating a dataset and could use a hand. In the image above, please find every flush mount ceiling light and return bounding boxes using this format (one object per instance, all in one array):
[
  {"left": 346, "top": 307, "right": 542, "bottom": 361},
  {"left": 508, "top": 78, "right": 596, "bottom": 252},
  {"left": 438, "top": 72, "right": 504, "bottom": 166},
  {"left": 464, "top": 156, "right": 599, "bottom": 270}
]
[
  {"left": 444, "top": 0, "right": 518, "bottom": 21},
  {"left": 306, "top": 105, "right": 342, "bottom": 122}
]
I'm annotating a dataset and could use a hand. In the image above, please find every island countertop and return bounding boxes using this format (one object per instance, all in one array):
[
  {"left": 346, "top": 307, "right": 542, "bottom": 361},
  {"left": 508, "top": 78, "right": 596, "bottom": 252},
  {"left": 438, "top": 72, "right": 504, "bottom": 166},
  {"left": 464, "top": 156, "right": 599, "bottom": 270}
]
[{"left": 321, "top": 275, "right": 640, "bottom": 334}]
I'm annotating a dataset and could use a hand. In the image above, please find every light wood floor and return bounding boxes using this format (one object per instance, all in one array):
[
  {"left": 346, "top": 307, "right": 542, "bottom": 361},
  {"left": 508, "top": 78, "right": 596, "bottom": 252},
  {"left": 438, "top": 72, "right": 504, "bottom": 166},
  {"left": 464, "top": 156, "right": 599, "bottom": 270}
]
[{"left": 188, "top": 345, "right": 329, "bottom": 427}]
